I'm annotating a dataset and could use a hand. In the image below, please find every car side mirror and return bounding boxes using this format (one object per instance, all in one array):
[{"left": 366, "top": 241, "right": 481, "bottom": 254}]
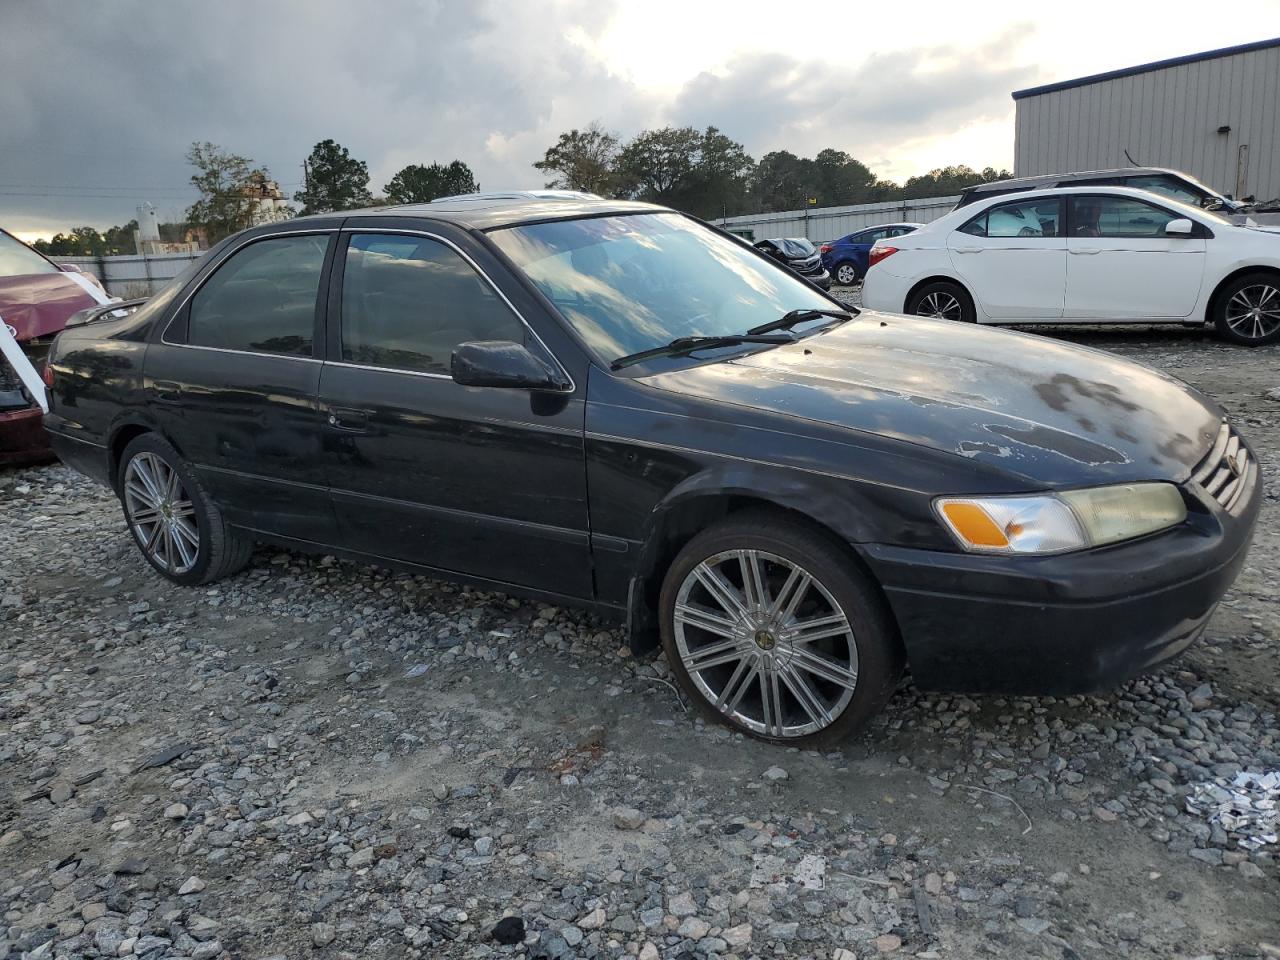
[
  {"left": 451, "top": 340, "right": 568, "bottom": 391},
  {"left": 1165, "top": 218, "right": 1195, "bottom": 237}
]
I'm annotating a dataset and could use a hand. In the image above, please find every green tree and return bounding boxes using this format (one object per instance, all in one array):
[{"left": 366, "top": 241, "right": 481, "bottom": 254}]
[
  {"left": 103, "top": 220, "right": 139, "bottom": 255},
  {"left": 383, "top": 160, "right": 478, "bottom": 204},
  {"left": 692, "top": 126, "right": 755, "bottom": 219},
  {"left": 752, "top": 150, "right": 812, "bottom": 212},
  {"left": 616, "top": 126, "right": 701, "bottom": 204},
  {"left": 294, "top": 139, "right": 373, "bottom": 213},
  {"left": 616, "top": 126, "right": 753, "bottom": 218},
  {"left": 811, "top": 149, "right": 884, "bottom": 205},
  {"left": 186, "top": 142, "right": 274, "bottom": 243},
  {"left": 751, "top": 148, "right": 897, "bottom": 212},
  {"left": 900, "top": 164, "right": 1010, "bottom": 200},
  {"left": 35, "top": 227, "right": 107, "bottom": 257},
  {"left": 533, "top": 122, "right": 620, "bottom": 195}
]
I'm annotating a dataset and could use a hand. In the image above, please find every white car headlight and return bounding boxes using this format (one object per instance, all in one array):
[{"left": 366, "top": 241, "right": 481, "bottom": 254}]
[{"left": 935, "top": 483, "right": 1186, "bottom": 555}]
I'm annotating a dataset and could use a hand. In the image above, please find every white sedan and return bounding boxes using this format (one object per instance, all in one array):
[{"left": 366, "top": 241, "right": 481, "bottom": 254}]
[{"left": 861, "top": 185, "right": 1280, "bottom": 345}]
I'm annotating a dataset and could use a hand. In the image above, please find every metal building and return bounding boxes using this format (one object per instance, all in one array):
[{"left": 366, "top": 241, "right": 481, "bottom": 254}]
[{"left": 1013, "top": 37, "right": 1280, "bottom": 202}]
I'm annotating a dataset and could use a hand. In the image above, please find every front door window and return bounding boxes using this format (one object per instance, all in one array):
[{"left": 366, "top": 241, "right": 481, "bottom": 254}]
[{"left": 340, "top": 233, "right": 525, "bottom": 375}]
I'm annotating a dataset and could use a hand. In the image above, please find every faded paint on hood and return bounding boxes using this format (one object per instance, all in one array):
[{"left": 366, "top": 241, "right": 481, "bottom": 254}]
[
  {"left": 0, "top": 273, "right": 99, "bottom": 341},
  {"left": 642, "top": 312, "right": 1223, "bottom": 487}
]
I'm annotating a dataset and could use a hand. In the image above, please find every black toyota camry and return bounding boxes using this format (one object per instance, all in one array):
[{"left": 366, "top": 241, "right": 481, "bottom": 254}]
[{"left": 44, "top": 196, "right": 1260, "bottom": 745}]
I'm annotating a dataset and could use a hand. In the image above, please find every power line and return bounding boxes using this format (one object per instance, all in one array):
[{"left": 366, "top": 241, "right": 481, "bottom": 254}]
[
  {"left": 0, "top": 182, "right": 194, "bottom": 191},
  {"left": 0, "top": 190, "right": 196, "bottom": 200}
]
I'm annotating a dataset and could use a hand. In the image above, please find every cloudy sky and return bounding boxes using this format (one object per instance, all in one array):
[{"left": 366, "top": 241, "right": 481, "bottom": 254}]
[{"left": 4, "top": 0, "right": 1278, "bottom": 241}]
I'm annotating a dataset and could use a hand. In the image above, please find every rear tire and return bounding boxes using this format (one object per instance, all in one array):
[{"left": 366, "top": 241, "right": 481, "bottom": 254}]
[
  {"left": 116, "top": 433, "right": 254, "bottom": 586},
  {"left": 834, "top": 261, "right": 861, "bottom": 286},
  {"left": 1212, "top": 272, "right": 1280, "bottom": 345},
  {"left": 906, "top": 281, "right": 975, "bottom": 323},
  {"left": 659, "top": 510, "right": 904, "bottom": 746}
]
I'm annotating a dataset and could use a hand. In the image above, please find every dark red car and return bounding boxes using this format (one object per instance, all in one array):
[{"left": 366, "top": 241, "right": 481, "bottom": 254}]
[{"left": 0, "top": 228, "right": 106, "bottom": 465}]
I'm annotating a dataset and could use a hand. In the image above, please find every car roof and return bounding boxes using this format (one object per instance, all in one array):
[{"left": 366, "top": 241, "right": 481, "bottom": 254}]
[
  {"left": 938, "top": 184, "right": 1219, "bottom": 223},
  {"left": 429, "top": 189, "right": 603, "bottom": 203},
  {"left": 847, "top": 222, "right": 922, "bottom": 233},
  {"left": 962, "top": 167, "right": 1187, "bottom": 194},
  {"left": 965, "top": 184, "right": 1192, "bottom": 203},
  {"left": 285, "top": 197, "right": 665, "bottom": 232}
]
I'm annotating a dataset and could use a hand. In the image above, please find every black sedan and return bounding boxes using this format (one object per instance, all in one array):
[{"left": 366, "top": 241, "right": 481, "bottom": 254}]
[{"left": 44, "top": 197, "right": 1259, "bottom": 745}]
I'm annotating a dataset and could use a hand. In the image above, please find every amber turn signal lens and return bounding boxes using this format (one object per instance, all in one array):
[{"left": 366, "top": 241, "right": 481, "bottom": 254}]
[{"left": 938, "top": 501, "right": 1010, "bottom": 548}]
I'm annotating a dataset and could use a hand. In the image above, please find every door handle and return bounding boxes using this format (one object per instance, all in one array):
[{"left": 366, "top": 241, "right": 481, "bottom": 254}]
[
  {"left": 953, "top": 246, "right": 982, "bottom": 254},
  {"left": 151, "top": 380, "right": 182, "bottom": 404},
  {"left": 1068, "top": 248, "right": 1101, "bottom": 255},
  {"left": 326, "top": 407, "right": 371, "bottom": 432}
]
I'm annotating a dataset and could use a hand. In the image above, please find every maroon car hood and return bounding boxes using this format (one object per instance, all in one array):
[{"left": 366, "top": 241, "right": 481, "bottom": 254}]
[{"left": 0, "top": 273, "right": 99, "bottom": 341}]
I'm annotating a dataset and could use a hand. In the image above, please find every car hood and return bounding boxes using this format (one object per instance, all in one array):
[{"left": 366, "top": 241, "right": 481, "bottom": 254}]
[
  {"left": 757, "top": 238, "right": 817, "bottom": 260},
  {"left": 0, "top": 273, "right": 100, "bottom": 341},
  {"left": 642, "top": 313, "right": 1223, "bottom": 486}
]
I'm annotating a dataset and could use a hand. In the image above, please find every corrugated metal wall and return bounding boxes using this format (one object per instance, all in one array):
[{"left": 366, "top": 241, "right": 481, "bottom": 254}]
[
  {"left": 59, "top": 251, "right": 203, "bottom": 298},
  {"left": 1015, "top": 44, "right": 1280, "bottom": 201},
  {"left": 715, "top": 195, "right": 959, "bottom": 241}
]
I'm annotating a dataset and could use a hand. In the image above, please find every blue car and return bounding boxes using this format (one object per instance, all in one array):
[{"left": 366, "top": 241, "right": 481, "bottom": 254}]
[{"left": 820, "top": 222, "right": 923, "bottom": 286}]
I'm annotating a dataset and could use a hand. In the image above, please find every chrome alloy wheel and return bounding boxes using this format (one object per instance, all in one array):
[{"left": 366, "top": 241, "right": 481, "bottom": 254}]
[
  {"left": 123, "top": 452, "right": 200, "bottom": 574},
  {"left": 673, "top": 549, "right": 859, "bottom": 738},
  {"left": 1225, "top": 283, "right": 1280, "bottom": 340},
  {"left": 835, "top": 263, "right": 858, "bottom": 285},
  {"left": 917, "top": 291, "right": 963, "bottom": 321}
]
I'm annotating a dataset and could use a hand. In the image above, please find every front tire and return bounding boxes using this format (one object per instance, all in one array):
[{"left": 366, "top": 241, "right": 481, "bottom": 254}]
[
  {"left": 906, "top": 281, "right": 975, "bottom": 323},
  {"left": 659, "top": 511, "right": 904, "bottom": 746},
  {"left": 116, "top": 433, "right": 254, "bottom": 586},
  {"left": 1213, "top": 273, "right": 1280, "bottom": 345}
]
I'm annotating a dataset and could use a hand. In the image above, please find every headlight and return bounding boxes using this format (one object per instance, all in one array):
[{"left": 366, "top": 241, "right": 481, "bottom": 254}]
[{"left": 935, "top": 483, "right": 1186, "bottom": 555}]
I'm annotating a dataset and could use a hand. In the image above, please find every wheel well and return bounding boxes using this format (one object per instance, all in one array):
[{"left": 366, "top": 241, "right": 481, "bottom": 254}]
[
  {"left": 628, "top": 495, "right": 894, "bottom": 654},
  {"left": 903, "top": 275, "right": 972, "bottom": 313},
  {"left": 1205, "top": 266, "right": 1280, "bottom": 325},
  {"left": 108, "top": 424, "right": 152, "bottom": 489}
]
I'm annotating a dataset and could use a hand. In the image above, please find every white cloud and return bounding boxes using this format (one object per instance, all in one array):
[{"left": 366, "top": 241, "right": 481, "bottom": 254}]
[{"left": 4, "top": 0, "right": 1278, "bottom": 237}]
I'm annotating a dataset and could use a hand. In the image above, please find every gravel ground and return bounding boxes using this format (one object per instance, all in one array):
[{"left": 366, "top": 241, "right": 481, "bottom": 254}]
[{"left": 3, "top": 305, "right": 1279, "bottom": 960}]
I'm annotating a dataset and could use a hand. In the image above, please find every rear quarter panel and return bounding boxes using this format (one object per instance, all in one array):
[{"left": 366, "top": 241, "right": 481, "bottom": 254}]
[{"left": 45, "top": 319, "right": 154, "bottom": 483}]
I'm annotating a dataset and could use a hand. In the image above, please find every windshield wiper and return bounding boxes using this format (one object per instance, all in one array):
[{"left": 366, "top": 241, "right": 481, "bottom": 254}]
[
  {"left": 747, "top": 307, "right": 853, "bottom": 336},
  {"left": 610, "top": 333, "right": 795, "bottom": 371}
]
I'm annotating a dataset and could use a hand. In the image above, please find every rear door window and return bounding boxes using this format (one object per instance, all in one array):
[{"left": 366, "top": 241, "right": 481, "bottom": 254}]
[
  {"left": 339, "top": 233, "right": 525, "bottom": 375},
  {"left": 187, "top": 234, "right": 328, "bottom": 356},
  {"left": 960, "top": 198, "right": 1062, "bottom": 238}
]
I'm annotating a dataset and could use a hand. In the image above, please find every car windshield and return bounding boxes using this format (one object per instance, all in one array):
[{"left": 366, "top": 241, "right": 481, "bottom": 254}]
[
  {"left": 489, "top": 212, "right": 837, "bottom": 363},
  {"left": 0, "top": 231, "right": 60, "bottom": 277}
]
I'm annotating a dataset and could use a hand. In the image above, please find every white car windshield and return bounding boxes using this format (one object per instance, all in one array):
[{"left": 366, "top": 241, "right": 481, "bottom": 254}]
[{"left": 490, "top": 213, "right": 837, "bottom": 363}]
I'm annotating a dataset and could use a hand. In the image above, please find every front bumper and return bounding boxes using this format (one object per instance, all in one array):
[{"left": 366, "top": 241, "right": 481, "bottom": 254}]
[
  {"left": 807, "top": 268, "right": 832, "bottom": 290},
  {"left": 0, "top": 405, "right": 54, "bottom": 466},
  {"left": 860, "top": 467, "right": 1261, "bottom": 695}
]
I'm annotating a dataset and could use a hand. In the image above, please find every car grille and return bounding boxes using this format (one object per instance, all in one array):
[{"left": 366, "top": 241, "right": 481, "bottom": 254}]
[
  {"left": 1190, "top": 421, "right": 1253, "bottom": 512},
  {"left": 793, "top": 255, "right": 824, "bottom": 276}
]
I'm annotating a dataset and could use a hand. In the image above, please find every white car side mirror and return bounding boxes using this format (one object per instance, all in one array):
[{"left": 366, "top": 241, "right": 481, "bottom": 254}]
[{"left": 1165, "top": 218, "right": 1194, "bottom": 236}]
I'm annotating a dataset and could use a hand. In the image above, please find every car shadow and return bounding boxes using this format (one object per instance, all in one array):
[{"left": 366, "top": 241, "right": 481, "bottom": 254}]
[{"left": 1008, "top": 323, "right": 1217, "bottom": 348}]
